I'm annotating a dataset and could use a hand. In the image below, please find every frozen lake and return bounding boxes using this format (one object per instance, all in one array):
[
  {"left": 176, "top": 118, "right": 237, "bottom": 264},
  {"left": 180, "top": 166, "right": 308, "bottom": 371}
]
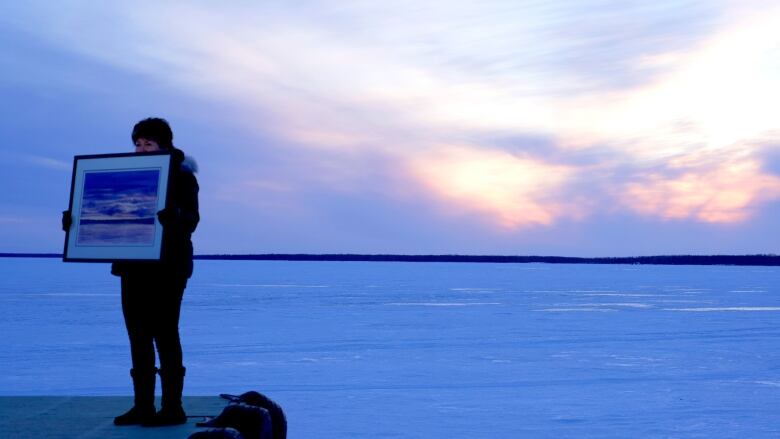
[{"left": 1, "top": 258, "right": 780, "bottom": 438}]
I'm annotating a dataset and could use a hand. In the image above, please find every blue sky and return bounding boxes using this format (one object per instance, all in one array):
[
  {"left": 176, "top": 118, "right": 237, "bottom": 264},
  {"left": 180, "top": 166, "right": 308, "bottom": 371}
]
[{"left": 1, "top": 1, "right": 779, "bottom": 256}]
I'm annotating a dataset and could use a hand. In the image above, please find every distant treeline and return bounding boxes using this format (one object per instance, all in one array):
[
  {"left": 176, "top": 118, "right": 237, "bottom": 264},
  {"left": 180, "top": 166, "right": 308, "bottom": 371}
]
[
  {"left": 1, "top": 253, "right": 778, "bottom": 266},
  {"left": 195, "top": 254, "right": 780, "bottom": 266}
]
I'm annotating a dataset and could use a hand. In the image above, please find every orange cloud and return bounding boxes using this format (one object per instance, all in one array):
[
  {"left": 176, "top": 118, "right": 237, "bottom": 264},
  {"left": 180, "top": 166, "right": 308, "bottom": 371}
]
[
  {"left": 407, "top": 146, "right": 580, "bottom": 229},
  {"left": 622, "top": 158, "right": 780, "bottom": 223}
]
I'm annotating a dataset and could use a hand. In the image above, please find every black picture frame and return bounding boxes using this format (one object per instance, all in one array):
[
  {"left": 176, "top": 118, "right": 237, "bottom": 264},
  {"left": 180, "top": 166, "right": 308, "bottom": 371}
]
[{"left": 63, "top": 151, "right": 174, "bottom": 262}]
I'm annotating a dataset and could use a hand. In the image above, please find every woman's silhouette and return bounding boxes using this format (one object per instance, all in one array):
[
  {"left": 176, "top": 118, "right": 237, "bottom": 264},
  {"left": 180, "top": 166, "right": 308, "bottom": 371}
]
[{"left": 65, "top": 117, "right": 199, "bottom": 426}]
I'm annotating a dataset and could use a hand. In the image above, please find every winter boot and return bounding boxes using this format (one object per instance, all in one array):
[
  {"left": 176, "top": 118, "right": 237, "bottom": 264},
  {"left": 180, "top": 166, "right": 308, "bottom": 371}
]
[
  {"left": 114, "top": 368, "right": 157, "bottom": 425},
  {"left": 144, "top": 366, "right": 187, "bottom": 426}
]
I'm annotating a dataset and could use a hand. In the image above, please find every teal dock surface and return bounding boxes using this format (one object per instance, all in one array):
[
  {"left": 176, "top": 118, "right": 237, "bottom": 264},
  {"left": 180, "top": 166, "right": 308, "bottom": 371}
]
[{"left": 0, "top": 397, "right": 224, "bottom": 439}]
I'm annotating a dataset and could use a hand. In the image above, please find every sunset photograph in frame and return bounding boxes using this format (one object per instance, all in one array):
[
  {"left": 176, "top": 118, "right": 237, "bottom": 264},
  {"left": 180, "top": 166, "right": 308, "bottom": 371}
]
[{"left": 63, "top": 151, "right": 173, "bottom": 262}]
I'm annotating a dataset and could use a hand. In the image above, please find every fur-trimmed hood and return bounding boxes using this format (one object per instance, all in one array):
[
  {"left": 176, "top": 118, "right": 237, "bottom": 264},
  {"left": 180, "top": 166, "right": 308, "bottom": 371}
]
[
  {"left": 170, "top": 148, "right": 198, "bottom": 174},
  {"left": 182, "top": 155, "right": 198, "bottom": 173}
]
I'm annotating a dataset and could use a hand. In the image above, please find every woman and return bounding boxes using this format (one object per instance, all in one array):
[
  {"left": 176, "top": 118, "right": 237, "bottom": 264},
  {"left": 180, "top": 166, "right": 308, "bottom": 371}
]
[{"left": 64, "top": 118, "right": 199, "bottom": 426}]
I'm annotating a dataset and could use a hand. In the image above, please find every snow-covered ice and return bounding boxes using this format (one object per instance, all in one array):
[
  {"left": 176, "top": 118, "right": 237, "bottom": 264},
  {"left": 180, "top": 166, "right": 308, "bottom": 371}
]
[{"left": 1, "top": 258, "right": 780, "bottom": 437}]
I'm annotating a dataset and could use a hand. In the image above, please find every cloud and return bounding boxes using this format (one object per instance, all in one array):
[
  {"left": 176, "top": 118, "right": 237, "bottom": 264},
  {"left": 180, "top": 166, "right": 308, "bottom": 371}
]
[
  {"left": 0, "top": 215, "right": 27, "bottom": 224},
  {"left": 406, "top": 145, "right": 584, "bottom": 228},
  {"left": 5, "top": 0, "right": 780, "bottom": 238},
  {"left": 556, "top": 3, "right": 780, "bottom": 158},
  {"left": 0, "top": 1, "right": 726, "bottom": 146},
  {"left": 21, "top": 154, "right": 71, "bottom": 171},
  {"left": 620, "top": 155, "right": 780, "bottom": 223}
]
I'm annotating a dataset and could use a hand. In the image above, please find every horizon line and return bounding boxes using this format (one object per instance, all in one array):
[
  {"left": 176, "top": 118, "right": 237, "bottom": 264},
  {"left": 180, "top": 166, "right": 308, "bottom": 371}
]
[{"left": 1, "top": 252, "right": 778, "bottom": 266}]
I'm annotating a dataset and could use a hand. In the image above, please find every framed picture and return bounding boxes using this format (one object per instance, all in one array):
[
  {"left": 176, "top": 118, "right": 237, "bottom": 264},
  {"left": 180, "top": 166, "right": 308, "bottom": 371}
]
[{"left": 63, "top": 151, "right": 173, "bottom": 262}]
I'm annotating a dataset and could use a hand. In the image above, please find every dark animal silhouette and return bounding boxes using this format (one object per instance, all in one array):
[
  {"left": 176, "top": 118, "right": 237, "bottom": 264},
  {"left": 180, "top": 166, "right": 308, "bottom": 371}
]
[{"left": 192, "top": 390, "right": 285, "bottom": 439}]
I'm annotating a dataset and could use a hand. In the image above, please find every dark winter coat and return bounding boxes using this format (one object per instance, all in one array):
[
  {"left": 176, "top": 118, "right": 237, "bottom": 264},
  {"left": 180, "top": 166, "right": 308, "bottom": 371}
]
[{"left": 111, "top": 148, "right": 200, "bottom": 279}]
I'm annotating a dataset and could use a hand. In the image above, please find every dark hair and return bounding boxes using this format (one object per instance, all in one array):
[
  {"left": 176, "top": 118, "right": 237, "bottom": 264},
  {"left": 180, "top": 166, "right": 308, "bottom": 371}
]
[{"left": 132, "top": 117, "right": 174, "bottom": 149}]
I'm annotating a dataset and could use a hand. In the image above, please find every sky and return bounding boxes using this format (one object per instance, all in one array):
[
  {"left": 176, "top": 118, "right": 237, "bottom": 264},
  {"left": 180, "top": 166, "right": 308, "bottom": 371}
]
[{"left": 1, "top": 0, "right": 779, "bottom": 256}]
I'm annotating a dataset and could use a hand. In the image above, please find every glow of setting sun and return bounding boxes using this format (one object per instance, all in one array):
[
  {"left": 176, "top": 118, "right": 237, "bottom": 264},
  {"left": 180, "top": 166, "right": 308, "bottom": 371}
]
[
  {"left": 559, "top": 6, "right": 780, "bottom": 158},
  {"left": 408, "top": 146, "right": 579, "bottom": 229}
]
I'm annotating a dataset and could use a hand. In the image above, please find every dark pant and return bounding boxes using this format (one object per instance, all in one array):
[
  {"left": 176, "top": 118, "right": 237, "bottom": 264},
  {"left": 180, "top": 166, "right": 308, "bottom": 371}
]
[{"left": 121, "top": 273, "right": 187, "bottom": 372}]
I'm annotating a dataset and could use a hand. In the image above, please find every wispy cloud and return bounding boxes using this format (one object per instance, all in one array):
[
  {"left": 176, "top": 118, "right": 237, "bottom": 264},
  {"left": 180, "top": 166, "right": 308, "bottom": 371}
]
[
  {"left": 557, "top": 3, "right": 780, "bottom": 156},
  {"left": 0, "top": 215, "right": 27, "bottom": 224},
  {"left": 621, "top": 156, "right": 780, "bottom": 223},
  {"left": 24, "top": 155, "right": 71, "bottom": 171},
  {"left": 5, "top": 0, "right": 780, "bottom": 235}
]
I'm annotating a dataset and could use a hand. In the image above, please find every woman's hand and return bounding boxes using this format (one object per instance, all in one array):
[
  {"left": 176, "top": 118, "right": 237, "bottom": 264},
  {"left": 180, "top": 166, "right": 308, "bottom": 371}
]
[
  {"left": 157, "top": 207, "right": 179, "bottom": 227},
  {"left": 61, "top": 210, "right": 72, "bottom": 232}
]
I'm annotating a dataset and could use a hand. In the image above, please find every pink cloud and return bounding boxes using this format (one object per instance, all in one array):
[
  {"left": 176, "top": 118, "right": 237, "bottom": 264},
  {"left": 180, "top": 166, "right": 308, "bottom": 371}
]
[
  {"left": 406, "top": 146, "right": 585, "bottom": 229},
  {"left": 621, "top": 158, "right": 780, "bottom": 223}
]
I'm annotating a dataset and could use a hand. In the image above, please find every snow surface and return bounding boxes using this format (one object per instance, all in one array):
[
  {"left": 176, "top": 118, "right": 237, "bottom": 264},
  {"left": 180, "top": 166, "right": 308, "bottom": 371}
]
[{"left": 1, "top": 259, "right": 780, "bottom": 438}]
